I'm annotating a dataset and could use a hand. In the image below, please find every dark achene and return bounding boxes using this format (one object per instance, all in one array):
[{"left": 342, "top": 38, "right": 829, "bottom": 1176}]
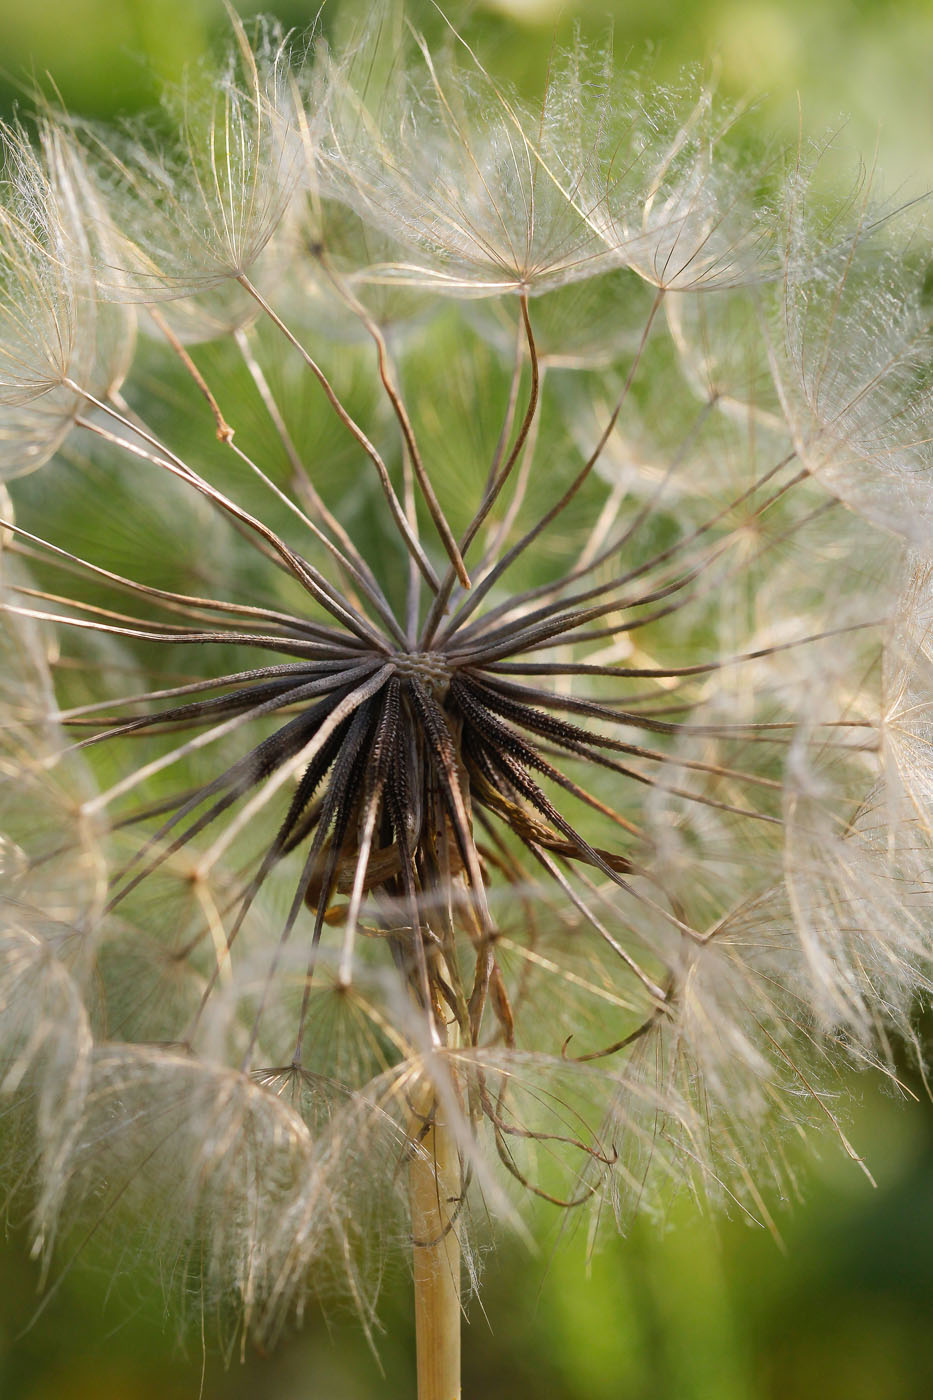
[{"left": 91, "top": 629, "right": 657, "bottom": 1069}]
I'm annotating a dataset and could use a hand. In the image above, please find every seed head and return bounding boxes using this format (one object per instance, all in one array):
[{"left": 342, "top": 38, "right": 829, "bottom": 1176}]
[{"left": 0, "top": 8, "right": 932, "bottom": 1346}]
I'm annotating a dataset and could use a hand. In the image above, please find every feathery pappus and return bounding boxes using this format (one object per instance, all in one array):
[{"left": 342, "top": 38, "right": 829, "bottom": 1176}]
[{"left": 0, "top": 5, "right": 932, "bottom": 1358}]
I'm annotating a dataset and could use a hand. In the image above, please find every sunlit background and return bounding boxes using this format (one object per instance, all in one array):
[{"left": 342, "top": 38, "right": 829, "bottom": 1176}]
[{"left": 2, "top": 1, "right": 933, "bottom": 1396}]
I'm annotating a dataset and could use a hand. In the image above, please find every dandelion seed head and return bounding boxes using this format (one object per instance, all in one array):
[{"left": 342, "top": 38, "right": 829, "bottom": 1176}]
[
  {"left": 78, "top": 15, "right": 307, "bottom": 306},
  {"left": 315, "top": 24, "right": 778, "bottom": 300},
  {"left": 0, "top": 6, "right": 932, "bottom": 1345},
  {"left": 0, "top": 131, "right": 92, "bottom": 476},
  {"left": 775, "top": 210, "right": 933, "bottom": 548}
]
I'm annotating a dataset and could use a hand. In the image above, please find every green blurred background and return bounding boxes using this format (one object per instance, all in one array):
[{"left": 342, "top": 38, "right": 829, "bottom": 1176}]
[{"left": 2, "top": 1, "right": 933, "bottom": 1396}]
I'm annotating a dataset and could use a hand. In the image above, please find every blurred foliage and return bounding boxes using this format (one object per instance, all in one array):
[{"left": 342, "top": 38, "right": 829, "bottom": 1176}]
[{"left": 1, "top": 0, "right": 933, "bottom": 1397}]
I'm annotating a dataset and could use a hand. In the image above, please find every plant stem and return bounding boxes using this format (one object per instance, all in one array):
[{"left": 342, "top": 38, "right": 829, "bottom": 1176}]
[{"left": 410, "top": 1104, "right": 461, "bottom": 1400}]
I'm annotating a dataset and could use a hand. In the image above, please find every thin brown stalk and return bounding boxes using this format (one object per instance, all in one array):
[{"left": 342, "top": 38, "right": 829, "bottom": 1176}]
[
  {"left": 434, "top": 287, "right": 666, "bottom": 644},
  {"left": 232, "top": 326, "right": 392, "bottom": 610},
  {"left": 421, "top": 294, "right": 540, "bottom": 645},
  {"left": 317, "top": 254, "right": 471, "bottom": 588},
  {"left": 236, "top": 274, "right": 441, "bottom": 592},
  {"left": 71, "top": 409, "right": 387, "bottom": 646}
]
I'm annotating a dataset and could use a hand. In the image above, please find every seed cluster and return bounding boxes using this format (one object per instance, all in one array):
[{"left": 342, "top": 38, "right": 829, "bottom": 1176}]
[{"left": 0, "top": 6, "right": 931, "bottom": 1344}]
